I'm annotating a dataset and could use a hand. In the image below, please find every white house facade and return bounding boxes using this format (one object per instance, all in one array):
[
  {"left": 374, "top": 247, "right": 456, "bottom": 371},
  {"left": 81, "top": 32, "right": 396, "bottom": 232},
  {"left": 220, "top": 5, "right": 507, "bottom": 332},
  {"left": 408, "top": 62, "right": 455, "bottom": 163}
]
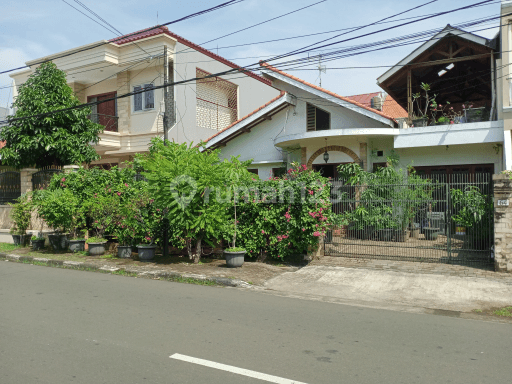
[{"left": 8, "top": 26, "right": 279, "bottom": 168}]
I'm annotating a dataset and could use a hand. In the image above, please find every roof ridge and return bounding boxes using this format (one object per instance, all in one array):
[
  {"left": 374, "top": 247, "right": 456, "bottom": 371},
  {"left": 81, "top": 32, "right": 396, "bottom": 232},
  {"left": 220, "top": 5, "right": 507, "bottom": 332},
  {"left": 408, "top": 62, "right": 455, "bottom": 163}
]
[
  {"left": 110, "top": 27, "right": 271, "bottom": 86},
  {"left": 260, "top": 61, "right": 397, "bottom": 124}
]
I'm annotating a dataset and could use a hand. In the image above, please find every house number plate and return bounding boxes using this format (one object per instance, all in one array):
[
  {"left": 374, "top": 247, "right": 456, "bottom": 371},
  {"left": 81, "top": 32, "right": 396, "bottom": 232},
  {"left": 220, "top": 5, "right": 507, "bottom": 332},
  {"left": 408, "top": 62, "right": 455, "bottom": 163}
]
[{"left": 498, "top": 199, "right": 509, "bottom": 206}]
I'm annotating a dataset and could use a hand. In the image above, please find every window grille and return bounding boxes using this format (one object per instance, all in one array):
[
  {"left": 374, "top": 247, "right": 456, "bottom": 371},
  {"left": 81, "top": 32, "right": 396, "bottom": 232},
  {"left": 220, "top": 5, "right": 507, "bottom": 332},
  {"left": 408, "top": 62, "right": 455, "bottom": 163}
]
[{"left": 196, "top": 68, "right": 238, "bottom": 130}]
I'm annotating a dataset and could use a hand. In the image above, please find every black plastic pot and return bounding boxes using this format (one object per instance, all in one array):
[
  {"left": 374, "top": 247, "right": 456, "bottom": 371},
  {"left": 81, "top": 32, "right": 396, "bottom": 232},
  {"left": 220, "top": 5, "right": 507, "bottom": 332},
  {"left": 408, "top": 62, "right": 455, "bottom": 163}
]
[
  {"left": 424, "top": 228, "right": 439, "bottom": 241},
  {"left": 88, "top": 242, "right": 107, "bottom": 256},
  {"left": 48, "top": 234, "right": 67, "bottom": 251},
  {"left": 225, "top": 250, "right": 246, "bottom": 268},
  {"left": 412, "top": 118, "right": 428, "bottom": 127},
  {"left": 117, "top": 245, "right": 132, "bottom": 258},
  {"left": 137, "top": 245, "right": 157, "bottom": 261},
  {"left": 378, "top": 228, "right": 394, "bottom": 242},
  {"left": 12, "top": 234, "right": 29, "bottom": 246},
  {"left": 31, "top": 239, "right": 45, "bottom": 251},
  {"left": 68, "top": 239, "right": 85, "bottom": 253}
]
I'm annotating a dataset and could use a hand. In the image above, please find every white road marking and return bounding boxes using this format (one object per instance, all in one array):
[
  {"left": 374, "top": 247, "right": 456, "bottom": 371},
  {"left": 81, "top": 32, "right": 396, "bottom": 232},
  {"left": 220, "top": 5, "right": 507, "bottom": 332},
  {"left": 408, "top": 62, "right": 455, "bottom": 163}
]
[{"left": 169, "top": 353, "right": 308, "bottom": 384}]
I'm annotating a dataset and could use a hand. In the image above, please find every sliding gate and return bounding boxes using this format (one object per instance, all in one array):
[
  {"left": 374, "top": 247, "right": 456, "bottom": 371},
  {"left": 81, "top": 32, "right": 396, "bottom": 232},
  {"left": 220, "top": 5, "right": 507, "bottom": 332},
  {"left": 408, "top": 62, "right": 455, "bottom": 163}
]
[{"left": 325, "top": 173, "right": 493, "bottom": 266}]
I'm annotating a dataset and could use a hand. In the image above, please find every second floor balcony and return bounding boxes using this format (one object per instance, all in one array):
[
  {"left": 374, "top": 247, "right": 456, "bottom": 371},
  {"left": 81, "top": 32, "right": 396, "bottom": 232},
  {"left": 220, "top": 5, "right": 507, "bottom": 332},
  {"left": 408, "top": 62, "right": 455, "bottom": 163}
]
[{"left": 88, "top": 113, "right": 118, "bottom": 132}]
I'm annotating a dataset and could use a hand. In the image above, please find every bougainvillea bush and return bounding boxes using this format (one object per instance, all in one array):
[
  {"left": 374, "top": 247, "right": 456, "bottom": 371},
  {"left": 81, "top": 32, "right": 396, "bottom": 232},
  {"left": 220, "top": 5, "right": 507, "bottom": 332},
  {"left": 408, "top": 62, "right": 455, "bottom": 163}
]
[{"left": 227, "top": 162, "right": 334, "bottom": 261}]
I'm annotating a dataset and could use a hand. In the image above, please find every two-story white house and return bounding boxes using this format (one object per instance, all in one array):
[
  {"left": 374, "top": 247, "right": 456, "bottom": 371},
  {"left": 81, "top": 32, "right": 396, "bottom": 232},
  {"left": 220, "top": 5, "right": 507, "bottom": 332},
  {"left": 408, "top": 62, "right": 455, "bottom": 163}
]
[
  {"left": 9, "top": 26, "right": 279, "bottom": 168},
  {"left": 203, "top": 25, "right": 504, "bottom": 180}
]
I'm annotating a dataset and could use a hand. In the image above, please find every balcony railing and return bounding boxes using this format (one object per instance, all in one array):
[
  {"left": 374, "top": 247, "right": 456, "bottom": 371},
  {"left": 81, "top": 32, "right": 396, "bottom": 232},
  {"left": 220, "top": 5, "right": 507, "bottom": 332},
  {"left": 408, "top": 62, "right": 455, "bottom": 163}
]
[{"left": 88, "top": 113, "right": 118, "bottom": 132}]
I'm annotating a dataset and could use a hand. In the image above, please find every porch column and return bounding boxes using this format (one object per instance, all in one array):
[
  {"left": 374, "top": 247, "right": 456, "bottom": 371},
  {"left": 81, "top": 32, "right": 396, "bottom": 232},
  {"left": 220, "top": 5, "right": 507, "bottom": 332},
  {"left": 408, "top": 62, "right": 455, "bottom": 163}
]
[
  {"left": 493, "top": 174, "right": 512, "bottom": 272},
  {"left": 301, "top": 147, "right": 307, "bottom": 167},
  {"left": 504, "top": 130, "right": 512, "bottom": 171},
  {"left": 116, "top": 71, "right": 131, "bottom": 134},
  {"left": 359, "top": 142, "right": 367, "bottom": 171}
]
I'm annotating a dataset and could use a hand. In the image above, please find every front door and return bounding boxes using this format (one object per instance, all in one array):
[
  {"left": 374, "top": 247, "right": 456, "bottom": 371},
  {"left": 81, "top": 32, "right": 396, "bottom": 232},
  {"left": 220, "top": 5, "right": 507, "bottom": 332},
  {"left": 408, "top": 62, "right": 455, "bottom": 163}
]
[
  {"left": 88, "top": 92, "right": 118, "bottom": 132},
  {"left": 312, "top": 163, "right": 352, "bottom": 178}
]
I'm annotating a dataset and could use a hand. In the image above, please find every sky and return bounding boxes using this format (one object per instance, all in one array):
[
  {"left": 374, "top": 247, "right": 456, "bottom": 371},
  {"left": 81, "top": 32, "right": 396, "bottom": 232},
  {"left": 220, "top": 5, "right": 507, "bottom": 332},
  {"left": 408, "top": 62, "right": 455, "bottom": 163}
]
[{"left": 0, "top": 0, "right": 503, "bottom": 111}]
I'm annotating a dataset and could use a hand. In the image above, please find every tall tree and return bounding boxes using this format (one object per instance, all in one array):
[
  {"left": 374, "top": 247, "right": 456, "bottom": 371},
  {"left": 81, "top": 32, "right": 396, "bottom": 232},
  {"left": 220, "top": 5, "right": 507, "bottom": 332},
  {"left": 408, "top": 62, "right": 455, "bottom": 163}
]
[{"left": 0, "top": 62, "right": 103, "bottom": 168}]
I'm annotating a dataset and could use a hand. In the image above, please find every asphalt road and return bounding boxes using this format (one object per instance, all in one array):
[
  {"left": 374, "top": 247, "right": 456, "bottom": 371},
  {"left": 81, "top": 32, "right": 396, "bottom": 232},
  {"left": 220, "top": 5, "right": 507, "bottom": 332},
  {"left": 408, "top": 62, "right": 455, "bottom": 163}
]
[{"left": 1, "top": 261, "right": 511, "bottom": 384}]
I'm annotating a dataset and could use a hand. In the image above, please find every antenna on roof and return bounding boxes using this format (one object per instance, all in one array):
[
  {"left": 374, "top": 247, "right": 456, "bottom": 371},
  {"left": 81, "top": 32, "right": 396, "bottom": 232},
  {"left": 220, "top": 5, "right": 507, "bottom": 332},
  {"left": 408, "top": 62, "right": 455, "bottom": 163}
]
[{"left": 308, "top": 54, "right": 327, "bottom": 87}]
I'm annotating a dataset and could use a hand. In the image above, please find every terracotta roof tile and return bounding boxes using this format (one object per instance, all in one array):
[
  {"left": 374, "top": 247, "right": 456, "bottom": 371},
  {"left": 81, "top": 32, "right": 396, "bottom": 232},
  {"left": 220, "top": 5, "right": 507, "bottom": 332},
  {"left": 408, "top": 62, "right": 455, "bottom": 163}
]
[
  {"left": 204, "top": 91, "right": 287, "bottom": 145},
  {"left": 110, "top": 26, "right": 271, "bottom": 86},
  {"left": 260, "top": 62, "right": 397, "bottom": 125},
  {"left": 345, "top": 92, "right": 408, "bottom": 119}
]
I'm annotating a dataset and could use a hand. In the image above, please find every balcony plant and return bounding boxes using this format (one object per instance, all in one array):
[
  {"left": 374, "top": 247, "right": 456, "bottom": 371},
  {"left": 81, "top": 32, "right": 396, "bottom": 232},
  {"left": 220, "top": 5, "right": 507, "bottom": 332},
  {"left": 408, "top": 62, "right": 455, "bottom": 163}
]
[
  {"left": 8, "top": 193, "right": 33, "bottom": 246},
  {"left": 463, "top": 103, "right": 488, "bottom": 123},
  {"left": 411, "top": 83, "right": 436, "bottom": 127}
]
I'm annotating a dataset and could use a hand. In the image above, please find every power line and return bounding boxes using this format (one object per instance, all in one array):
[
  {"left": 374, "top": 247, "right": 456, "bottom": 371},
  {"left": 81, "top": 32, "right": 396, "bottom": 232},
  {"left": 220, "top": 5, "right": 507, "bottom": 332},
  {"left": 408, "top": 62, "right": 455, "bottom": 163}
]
[
  {"left": 0, "top": 0, "right": 245, "bottom": 75},
  {"left": 1, "top": 1, "right": 505, "bottom": 124}
]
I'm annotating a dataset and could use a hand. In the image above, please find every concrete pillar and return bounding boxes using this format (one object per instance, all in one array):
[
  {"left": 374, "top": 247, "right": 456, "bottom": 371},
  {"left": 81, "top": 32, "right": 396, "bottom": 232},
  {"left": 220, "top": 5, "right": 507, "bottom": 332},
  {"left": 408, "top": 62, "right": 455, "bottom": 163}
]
[
  {"left": 63, "top": 165, "right": 80, "bottom": 174},
  {"left": 116, "top": 71, "right": 131, "bottom": 134},
  {"left": 493, "top": 174, "right": 512, "bottom": 272},
  {"left": 359, "top": 142, "right": 368, "bottom": 171},
  {"left": 301, "top": 147, "right": 307, "bottom": 167},
  {"left": 504, "top": 130, "right": 512, "bottom": 171},
  {"left": 20, "top": 168, "right": 38, "bottom": 195}
]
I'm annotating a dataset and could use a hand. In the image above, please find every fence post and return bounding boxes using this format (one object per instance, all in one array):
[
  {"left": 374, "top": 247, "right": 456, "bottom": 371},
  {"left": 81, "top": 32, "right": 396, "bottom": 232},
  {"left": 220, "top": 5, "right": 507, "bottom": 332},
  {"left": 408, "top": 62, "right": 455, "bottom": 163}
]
[
  {"left": 63, "top": 165, "right": 80, "bottom": 174},
  {"left": 20, "top": 168, "right": 38, "bottom": 194},
  {"left": 493, "top": 174, "right": 512, "bottom": 272}
]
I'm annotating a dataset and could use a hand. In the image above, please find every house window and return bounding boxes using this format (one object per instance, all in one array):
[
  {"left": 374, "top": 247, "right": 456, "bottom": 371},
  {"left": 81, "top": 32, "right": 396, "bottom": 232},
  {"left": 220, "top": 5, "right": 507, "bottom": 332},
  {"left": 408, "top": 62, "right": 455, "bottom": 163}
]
[
  {"left": 133, "top": 83, "right": 155, "bottom": 111},
  {"left": 248, "top": 169, "right": 259, "bottom": 176},
  {"left": 196, "top": 68, "right": 238, "bottom": 131},
  {"left": 306, "top": 103, "right": 330, "bottom": 131}
]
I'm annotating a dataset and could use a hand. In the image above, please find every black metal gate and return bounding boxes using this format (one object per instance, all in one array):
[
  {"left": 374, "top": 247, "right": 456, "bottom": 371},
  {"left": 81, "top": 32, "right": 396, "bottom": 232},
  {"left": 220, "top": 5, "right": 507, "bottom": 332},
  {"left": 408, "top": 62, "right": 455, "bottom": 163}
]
[
  {"left": 32, "top": 168, "right": 62, "bottom": 190},
  {"left": 325, "top": 173, "right": 494, "bottom": 266},
  {"left": 0, "top": 171, "right": 21, "bottom": 204}
]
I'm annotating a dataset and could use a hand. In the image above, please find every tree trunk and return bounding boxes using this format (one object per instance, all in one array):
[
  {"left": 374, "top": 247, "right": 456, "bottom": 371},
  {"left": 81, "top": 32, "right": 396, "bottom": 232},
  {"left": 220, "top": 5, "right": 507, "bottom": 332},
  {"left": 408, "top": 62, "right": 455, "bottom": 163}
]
[
  {"left": 193, "top": 237, "right": 202, "bottom": 264},
  {"left": 187, "top": 238, "right": 193, "bottom": 260}
]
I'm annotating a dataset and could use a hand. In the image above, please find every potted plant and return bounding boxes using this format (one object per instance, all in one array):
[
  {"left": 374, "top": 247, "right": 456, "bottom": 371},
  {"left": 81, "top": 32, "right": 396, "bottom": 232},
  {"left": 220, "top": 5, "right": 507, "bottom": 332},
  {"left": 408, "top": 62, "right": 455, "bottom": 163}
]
[
  {"left": 411, "top": 83, "right": 436, "bottom": 127},
  {"left": 132, "top": 194, "right": 164, "bottom": 262},
  {"left": 8, "top": 194, "right": 32, "bottom": 246},
  {"left": 111, "top": 197, "right": 148, "bottom": 259},
  {"left": 84, "top": 195, "right": 117, "bottom": 256},
  {"left": 463, "top": 104, "right": 488, "bottom": 123},
  {"left": 31, "top": 235, "right": 45, "bottom": 250},
  {"left": 33, "top": 189, "right": 73, "bottom": 251},
  {"left": 423, "top": 203, "right": 439, "bottom": 241},
  {"left": 223, "top": 158, "right": 253, "bottom": 268}
]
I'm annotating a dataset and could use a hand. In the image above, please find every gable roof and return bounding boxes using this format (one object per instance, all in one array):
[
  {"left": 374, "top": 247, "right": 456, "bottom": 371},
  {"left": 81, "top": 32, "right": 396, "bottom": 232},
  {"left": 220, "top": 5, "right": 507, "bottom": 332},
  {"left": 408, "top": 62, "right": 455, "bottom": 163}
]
[
  {"left": 345, "top": 92, "right": 408, "bottom": 119},
  {"left": 202, "top": 91, "right": 295, "bottom": 149},
  {"left": 110, "top": 26, "right": 271, "bottom": 86},
  {"left": 260, "top": 62, "right": 397, "bottom": 126},
  {"left": 377, "top": 24, "right": 493, "bottom": 85}
]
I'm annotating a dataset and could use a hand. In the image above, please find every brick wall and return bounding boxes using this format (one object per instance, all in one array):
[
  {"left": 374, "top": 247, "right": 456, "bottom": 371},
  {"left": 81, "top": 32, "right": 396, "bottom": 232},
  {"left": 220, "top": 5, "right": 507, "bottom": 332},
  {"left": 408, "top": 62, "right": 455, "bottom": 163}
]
[{"left": 493, "top": 174, "right": 512, "bottom": 272}]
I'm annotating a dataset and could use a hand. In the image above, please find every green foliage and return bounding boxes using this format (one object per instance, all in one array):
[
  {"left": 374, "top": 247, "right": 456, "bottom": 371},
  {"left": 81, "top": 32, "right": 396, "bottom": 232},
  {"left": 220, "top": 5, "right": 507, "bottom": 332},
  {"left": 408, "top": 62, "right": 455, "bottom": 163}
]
[
  {"left": 225, "top": 247, "right": 246, "bottom": 252},
  {"left": 138, "top": 139, "right": 228, "bottom": 262},
  {"left": 450, "top": 187, "right": 492, "bottom": 228},
  {"left": 0, "top": 62, "right": 103, "bottom": 168},
  {"left": 9, "top": 193, "right": 33, "bottom": 235},
  {"left": 82, "top": 194, "right": 118, "bottom": 239},
  {"left": 229, "top": 163, "right": 333, "bottom": 260},
  {"left": 31, "top": 236, "right": 44, "bottom": 241},
  {"left": 338, "top": 158, "right": 433, "bottom": 231},
  {"left": 33, "top": 188, "right": 84, "bottom": 235},
  {"left": 86, "top": 237, "right": 107, "bottom": 244}
]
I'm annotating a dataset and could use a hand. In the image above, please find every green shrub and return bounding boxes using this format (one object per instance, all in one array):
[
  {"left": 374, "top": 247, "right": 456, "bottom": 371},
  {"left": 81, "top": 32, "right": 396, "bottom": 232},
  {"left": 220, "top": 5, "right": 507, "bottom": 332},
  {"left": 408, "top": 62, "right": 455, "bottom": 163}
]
[{"left": 9, "top": 193, "right": 33, "bottom": 235}]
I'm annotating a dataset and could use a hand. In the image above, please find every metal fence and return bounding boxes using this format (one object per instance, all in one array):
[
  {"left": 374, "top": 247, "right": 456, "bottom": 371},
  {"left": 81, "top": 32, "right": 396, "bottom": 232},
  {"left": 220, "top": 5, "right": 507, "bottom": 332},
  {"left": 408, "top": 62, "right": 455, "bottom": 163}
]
[
  {"left": 32, "top": 168, "right": 63, "bottom": 191},
  {"left": 326, "top": 173, "right": 494, "bottom": 266},
  {"left": 0, "top": 171, "right": 21, "bottom": 204}
]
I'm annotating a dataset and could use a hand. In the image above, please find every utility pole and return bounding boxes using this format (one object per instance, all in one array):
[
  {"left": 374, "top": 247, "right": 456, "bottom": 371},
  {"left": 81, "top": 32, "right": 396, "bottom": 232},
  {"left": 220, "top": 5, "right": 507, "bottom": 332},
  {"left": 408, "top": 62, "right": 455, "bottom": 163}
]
[{"left": 163, "top": 45, "right": 170, "bottom": 258}]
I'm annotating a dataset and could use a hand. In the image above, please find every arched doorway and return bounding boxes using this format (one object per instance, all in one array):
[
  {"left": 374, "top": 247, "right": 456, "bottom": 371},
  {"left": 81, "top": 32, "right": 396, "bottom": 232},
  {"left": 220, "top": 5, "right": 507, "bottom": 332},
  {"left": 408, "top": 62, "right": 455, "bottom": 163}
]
[{"left": 307, "top": 145, "right": 362, "bottom": 177}]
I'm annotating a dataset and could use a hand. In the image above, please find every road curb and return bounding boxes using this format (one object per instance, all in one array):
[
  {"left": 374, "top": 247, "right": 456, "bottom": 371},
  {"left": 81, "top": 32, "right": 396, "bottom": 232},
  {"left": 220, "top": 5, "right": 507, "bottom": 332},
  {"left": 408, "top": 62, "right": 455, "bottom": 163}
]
[{"left": 0, "top": 252, "right": 252, "bottom": 288}]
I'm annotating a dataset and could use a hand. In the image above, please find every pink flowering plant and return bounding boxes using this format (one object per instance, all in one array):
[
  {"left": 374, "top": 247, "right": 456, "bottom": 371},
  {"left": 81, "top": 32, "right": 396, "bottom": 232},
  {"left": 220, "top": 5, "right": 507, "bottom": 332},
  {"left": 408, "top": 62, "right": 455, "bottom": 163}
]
[{"left": 229, "top": 162, "right": 334, "bottom": 260}]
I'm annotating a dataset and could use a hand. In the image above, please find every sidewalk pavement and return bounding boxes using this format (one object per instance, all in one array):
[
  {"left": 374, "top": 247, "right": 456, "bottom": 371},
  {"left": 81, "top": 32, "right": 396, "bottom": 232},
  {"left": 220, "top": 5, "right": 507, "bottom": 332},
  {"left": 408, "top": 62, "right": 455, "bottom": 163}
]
[{"left": 263, "top": 257, "right": 512, "bottom": 312}]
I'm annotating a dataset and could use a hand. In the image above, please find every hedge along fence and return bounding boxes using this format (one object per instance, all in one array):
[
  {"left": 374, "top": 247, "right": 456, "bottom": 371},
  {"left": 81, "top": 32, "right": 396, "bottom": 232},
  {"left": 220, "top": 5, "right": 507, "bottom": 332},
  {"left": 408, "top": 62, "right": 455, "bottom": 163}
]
[{"left": 19, "top": 139, "right": 334, "bottom": 262}]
